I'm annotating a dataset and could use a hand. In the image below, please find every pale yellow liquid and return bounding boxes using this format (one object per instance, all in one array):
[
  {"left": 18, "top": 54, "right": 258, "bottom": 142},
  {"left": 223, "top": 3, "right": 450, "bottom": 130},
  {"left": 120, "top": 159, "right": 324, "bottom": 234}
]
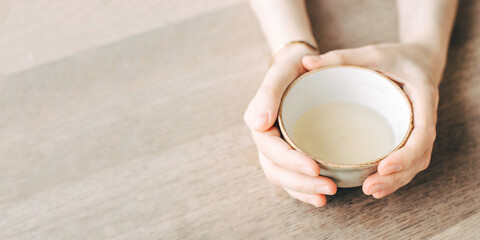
[{"left": 293, "top": 102, "right": 395, "bottom": 164}]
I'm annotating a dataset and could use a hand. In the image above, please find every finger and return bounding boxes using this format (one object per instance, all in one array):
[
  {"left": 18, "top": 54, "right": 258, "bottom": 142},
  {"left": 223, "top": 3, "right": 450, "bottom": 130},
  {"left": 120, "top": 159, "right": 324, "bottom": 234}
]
[
  {"left": 377, "top": 125, "right": 432, "bottom": 175},
  {"left": 362, "top": 167, "right": 418, "bottom": 199},
  {"left": 403, "top": 82, "right": 439, "bottom": 129},
  {"left": 259, "top": 153, "right": 336, "bottom": 195},
  {"left": 302, "top": 46, "right": 377, "bottom": 71},
  {"left": 245, "top": 62, "right": 302, "bottom": 132},
  {"left": 377, "top": 82, "right": 437, "bottom": 176},
  {"left": 251, "top": 127, "right": 320, "bottom": 176},
  {"left": 284, "top": 188, "right": 326, "bottom": 208}
]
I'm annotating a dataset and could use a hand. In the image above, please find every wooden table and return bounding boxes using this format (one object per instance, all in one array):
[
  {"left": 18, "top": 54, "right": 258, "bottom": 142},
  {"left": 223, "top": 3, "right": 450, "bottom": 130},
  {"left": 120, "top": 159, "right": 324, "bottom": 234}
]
[{"left": 1, "top": 0, "right": 479, "bottom": 239}]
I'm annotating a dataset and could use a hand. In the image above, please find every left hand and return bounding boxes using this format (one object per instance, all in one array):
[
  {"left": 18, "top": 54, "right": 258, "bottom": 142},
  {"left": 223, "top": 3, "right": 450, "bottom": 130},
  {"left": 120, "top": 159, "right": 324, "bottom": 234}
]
[
  {"left": 302, "top": 43, "right": 443, "bottom": 199},
  {"left": 244, "top": 44, "right": 337, "bottom": 208}
]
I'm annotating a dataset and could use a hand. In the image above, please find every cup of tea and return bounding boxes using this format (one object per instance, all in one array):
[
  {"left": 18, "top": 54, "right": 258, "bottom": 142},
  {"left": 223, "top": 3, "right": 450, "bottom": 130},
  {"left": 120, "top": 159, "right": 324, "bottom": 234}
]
[{"left": 278, "top": 65, "right": 413, "bottom": 188}]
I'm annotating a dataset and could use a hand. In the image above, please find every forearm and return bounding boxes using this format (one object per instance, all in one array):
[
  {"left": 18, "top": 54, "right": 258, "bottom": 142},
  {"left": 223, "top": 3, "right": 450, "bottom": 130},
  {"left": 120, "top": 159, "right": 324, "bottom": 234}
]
[
  {"left": 249, "top": 0, "right": 317, "bottom": 53},
  {"left": 397, "top": 0, "right": 458, "bottom": 65}
]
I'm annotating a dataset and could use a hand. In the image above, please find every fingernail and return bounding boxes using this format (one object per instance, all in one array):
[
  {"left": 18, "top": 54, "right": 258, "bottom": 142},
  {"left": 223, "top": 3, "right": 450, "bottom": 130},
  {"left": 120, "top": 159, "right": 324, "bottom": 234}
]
[
  {"left": 254, "top": 111, "right": 268, "bottom": 129},
  {"left": 316, "top": 185, "right": 333, "bottom": 195},
  {"left": 384, "top": 164, "right": 402, "bottom": 174},
  {"left": 299, "top": 165, "right": 316, "bottom": 176},
  {"left": 307, "top": 198, "right": 318, "bottom": 207},
  {"left": 370, "top": 184, "right": 383, "bottom": 195}
]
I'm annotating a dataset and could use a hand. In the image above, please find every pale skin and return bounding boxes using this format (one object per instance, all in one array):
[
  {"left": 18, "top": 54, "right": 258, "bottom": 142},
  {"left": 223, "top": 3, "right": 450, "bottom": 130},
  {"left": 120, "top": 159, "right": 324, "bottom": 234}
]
[{"left": 244, "top": 0, "right": 458, "bottom": 207}]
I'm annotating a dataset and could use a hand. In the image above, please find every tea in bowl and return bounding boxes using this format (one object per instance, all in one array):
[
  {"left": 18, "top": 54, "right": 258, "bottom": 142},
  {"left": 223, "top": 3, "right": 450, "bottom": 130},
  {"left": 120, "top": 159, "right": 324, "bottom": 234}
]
[{"left": 278, "top": 65, "right": 413, "bottom": 188}]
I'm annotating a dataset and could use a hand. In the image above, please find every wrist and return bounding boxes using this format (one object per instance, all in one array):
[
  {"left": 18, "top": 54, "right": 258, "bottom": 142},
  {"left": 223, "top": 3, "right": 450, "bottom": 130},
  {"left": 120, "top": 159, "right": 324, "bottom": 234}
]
[
  {"left": 403, "top": 41, "right": 448, "bottom": 66},
  {"left": 271, "top": 42, "right": 318, "bottom": 65},
  {"left": 402, "top": 42, "right": 447, "bottom": 86}
]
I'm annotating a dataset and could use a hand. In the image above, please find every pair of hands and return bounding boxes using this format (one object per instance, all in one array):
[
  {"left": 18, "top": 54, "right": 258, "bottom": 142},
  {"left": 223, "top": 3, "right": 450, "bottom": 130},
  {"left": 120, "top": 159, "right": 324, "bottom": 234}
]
[{"left": 244, "top": 43, "right": 441, "bottom": 207}]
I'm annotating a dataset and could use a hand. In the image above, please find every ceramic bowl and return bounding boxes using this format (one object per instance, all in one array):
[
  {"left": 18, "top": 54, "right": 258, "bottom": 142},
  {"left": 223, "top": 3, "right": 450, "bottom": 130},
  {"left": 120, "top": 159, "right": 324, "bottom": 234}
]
[{"left": 278, "top": 65, "right": 413, "bottom": 188}]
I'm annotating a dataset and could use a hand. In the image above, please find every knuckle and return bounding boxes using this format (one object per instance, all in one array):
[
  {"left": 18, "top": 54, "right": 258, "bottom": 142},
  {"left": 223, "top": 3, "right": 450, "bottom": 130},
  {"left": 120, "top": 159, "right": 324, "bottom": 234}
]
[
  {"left": 363, "top": 45, "right": 381, "bottom": 56},
  {"left": 420, "top": 158, "right": 430, "bottom": 171},
  {"left": 264, "top": 170, "right": 278, "bottom": 186},
  {"left": 360, "top": 45, "right": 384, "bottom": 66},
  {"left": 293, "top": 181, "right": 308, "bottom": 193},
  {"left": 259, "top": 155, "right": 280, "bottom": 185},
  {"left": 393, "top": 173, "right": 402, "bottom": 186},
  {"left": 369, "top": 49, "right": 383, "bottom": 63},
  {"left": 420, "top": 163, "right": 428, "bottom": 171},
  {"left": 400, "top": 172, "right": 417, "bottom": 188},
  {"left": 406, "top": 174, "right": 415, "bottom": 185},
  {"left": 419, "top": 124, "right": 437, "bottom": 143},
  {"left": 286, "top": 190, "right": 300, "bottom": 200},
  {"left": 327, "top": 50, "right": 345, "bottom": 63}
]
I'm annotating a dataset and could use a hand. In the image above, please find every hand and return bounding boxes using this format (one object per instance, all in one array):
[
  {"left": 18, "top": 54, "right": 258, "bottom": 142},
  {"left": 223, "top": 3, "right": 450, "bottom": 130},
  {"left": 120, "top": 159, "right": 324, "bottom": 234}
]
[
  {"left": 244, "top": 44, "right": 337, "bottom": 208},
  {"left": 302, "top": 43, "right": 443, "bottom": 199}
]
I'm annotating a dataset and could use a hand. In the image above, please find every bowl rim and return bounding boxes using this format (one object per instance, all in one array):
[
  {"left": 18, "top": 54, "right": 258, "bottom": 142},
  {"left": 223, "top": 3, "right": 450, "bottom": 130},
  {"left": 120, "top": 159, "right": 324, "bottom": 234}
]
[{"left": 277, "top": 65, "right": 414, "bottom": 169}]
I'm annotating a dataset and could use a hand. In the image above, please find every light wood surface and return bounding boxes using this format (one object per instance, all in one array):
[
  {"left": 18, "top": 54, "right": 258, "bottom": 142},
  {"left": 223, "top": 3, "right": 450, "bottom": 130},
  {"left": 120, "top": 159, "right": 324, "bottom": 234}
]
[{"left": 1, "top": 0, "right": 479, "bottom": 239}]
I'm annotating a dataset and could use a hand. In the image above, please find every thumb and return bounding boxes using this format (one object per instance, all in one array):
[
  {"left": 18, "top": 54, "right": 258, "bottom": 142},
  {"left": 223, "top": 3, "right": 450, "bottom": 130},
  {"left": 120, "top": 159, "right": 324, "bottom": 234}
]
[
  {"left": 246, "top": 63, "right": 301, "bottom": 132},
  {"left": 302, "top": 47, "right": 375, "bottom": 71},
  {"left": 249, "top": 86, "right": 281, "bottom": 131}
]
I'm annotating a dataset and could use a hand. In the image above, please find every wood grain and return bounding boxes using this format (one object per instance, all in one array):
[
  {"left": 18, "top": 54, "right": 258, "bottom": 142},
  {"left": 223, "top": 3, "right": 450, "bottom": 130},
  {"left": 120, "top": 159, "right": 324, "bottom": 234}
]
[
  {"left": 0, "top": 0, "right": 244, "bottom": 76},
  {"left": 0, "top": 0, "right": 479, "bottom": 239}
]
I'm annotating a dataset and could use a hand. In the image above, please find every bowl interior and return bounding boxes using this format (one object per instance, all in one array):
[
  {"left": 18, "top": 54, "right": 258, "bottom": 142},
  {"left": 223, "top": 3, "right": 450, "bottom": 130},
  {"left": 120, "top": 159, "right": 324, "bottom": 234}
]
[{"left": 280, "top": 66, "right": 412, "bottom": 165}]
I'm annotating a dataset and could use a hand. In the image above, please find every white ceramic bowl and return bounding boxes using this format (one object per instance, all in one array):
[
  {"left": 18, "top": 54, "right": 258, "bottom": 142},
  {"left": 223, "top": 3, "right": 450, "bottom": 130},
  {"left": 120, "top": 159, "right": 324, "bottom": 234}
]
[{"left": 278, "top": 65, "right": 413, "bottom": 188}]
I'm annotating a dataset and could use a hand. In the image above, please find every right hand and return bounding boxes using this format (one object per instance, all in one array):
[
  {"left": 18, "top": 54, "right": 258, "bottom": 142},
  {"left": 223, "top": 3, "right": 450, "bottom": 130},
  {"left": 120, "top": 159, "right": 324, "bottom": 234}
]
[{"left": 244, "top": 44, "right": 337, "bottom": 208}]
